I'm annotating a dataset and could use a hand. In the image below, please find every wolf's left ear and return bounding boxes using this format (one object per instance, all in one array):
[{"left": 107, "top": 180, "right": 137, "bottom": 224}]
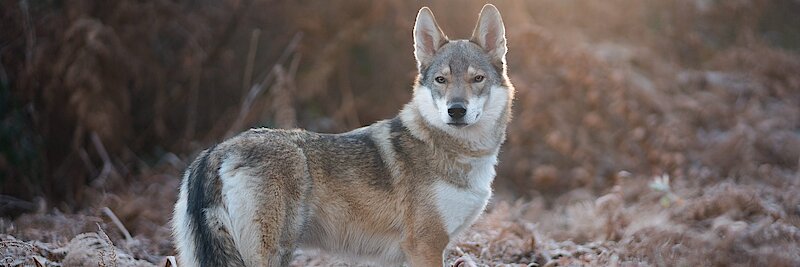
[
  {"left": 414, "top": 7, "right": 448, "bottom": 70},
  {"left": 471, "top": 4, "right": 507, "bottom": 66}
]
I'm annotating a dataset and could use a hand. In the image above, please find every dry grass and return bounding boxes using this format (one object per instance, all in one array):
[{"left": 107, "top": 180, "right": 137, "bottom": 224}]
[{"left": 2, "top": 0, "right": 800, "bottom": 266}]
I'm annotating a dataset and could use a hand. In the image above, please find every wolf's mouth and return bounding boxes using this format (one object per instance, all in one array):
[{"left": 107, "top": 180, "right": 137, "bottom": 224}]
[{"left": 447, "top": 122, "right": 468, "bottom": 127}]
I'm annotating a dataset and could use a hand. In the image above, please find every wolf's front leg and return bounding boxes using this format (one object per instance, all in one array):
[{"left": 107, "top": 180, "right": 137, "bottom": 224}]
[{"left": 401, "top": 211, "right": 450, "bottom": 267}]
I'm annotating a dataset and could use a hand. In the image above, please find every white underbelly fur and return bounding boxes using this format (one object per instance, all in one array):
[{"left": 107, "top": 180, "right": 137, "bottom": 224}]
[{"left": 433, "top": 154, "right": 497, "bottom": 239}]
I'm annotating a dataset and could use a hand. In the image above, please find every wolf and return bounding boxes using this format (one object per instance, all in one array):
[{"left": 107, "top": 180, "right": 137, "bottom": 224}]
[{"left": 172, "top": 4, "right": 514, "bottom": 267}]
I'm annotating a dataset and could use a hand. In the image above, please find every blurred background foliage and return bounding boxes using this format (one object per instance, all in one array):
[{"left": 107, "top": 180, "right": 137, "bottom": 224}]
[
  {"left": 2, "top": 0, "right": 800, "bottom": 265},
  {"left": 1, "top": 0, "right": 799, "bottom": 214}
]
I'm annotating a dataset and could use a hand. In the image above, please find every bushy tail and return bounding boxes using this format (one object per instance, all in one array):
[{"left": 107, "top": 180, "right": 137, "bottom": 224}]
[{"left": 174, "top": 146, "right": 246, "bottom": 267}]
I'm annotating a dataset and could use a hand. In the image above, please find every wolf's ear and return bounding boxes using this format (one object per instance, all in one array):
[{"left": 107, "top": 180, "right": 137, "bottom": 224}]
[
  {"left": 471, "top": 4, "right": 507, "bottom": 66},
  {"left": 414, "top": 7, "right": 448, "bottom": 70}
]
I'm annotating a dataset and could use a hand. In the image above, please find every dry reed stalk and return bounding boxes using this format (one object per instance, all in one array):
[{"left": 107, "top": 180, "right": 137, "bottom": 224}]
[{"left": 226, "top": 32, "right": 303, "bottom": 137}]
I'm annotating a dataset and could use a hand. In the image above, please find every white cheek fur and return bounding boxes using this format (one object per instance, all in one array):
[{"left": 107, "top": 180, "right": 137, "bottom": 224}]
[
  {"left": 436, "top": 97, "right": 451, "bottom": 125},
  {"left": 464, "top": 96, "right": 487, "bottom": 124},
  {"left": 414, "top": 86, "right": 446, "bottom": 128},
  {"left": 416, "top": 86, "right": 507, "bottom": 124},
  {"left": 413, "top": 85, "right": 509, "bottom": 148}
]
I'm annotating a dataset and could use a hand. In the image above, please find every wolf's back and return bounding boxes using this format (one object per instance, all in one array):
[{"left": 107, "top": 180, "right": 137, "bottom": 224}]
[{"left": 172, "top": 145, "right": 246, "bottom": 267}]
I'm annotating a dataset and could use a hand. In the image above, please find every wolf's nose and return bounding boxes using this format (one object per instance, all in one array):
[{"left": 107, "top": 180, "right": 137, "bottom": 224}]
[{"left": 448, "top": 103, "right": 467, "bottom": 119}]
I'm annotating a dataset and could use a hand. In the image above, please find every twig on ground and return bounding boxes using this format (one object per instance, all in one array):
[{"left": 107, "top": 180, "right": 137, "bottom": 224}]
[
  {"left": 90, "top": 132, "right": 117, "bottom": 183},
  {"left": 101, "top": 207, "right": 133, "bottom": 243}
]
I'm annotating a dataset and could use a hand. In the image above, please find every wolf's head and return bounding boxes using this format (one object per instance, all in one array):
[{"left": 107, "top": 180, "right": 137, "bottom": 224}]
[{"left": 411, "top": 4, "right": 512, "bottom": 135}]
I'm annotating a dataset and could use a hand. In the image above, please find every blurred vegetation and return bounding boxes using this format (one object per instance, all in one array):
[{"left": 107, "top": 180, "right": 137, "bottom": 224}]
[{"left": 1, "top": 0, "right": 799, "bottom": 213}]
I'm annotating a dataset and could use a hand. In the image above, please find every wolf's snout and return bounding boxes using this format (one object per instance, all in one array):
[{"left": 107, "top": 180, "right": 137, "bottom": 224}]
[{"left": 448, "top": 103, "right": 467, "bottom": 119}]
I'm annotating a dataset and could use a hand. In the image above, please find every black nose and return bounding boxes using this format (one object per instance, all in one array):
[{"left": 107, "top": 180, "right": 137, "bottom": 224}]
[{"left": 447, "top": 103, "right": 467, "bottom": 119}]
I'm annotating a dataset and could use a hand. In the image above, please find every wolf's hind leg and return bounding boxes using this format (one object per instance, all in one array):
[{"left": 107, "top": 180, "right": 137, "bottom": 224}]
[{"left": 220, "top": 143, "right": 311, "bottom": 266}]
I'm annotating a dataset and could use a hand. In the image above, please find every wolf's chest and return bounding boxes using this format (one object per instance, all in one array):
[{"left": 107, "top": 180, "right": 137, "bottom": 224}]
[{"left": 432, "top": 155, "right": 497, "bottom": 238}]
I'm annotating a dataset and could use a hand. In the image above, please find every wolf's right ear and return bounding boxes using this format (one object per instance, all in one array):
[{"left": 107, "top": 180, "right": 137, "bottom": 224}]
[{"left": 414, "top": 7, "right": 448, "bottom": 70}]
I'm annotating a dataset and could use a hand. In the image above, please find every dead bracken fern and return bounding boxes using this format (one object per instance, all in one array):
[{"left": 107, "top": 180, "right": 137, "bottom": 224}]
[{"left": 0, "top": 235, "right": 65, "bottom": 267}]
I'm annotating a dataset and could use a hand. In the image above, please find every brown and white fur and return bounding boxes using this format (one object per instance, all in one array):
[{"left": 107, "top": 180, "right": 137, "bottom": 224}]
[{"left": 172, "top": 4, "right": 514, "bottom": 267}]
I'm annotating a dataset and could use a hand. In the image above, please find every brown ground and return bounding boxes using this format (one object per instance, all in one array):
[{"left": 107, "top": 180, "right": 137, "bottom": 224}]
[{"left": 2, "top": 0, "right": 799, "bottom": 266}]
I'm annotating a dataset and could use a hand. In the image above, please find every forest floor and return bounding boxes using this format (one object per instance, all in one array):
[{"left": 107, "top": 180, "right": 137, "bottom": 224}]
[{"left": 2, "top": 163, "right": 799, "bottom": 266}]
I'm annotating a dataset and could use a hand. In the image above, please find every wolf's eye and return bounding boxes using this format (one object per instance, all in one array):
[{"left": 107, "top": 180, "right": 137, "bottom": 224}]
[
  {"left": 435, "top": 76, "right": 446, "bottom": 84},
  {"left": 474, "top": 75, "right": 485, "bottom": 83}
]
